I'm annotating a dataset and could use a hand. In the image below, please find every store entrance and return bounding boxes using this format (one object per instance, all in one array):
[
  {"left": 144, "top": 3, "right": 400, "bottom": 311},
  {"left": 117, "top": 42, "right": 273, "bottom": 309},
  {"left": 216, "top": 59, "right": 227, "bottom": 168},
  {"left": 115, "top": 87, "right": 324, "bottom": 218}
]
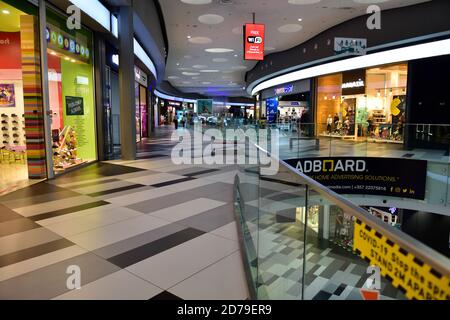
[
  {"left": 0, "top": 0, "right": 43, "bottom": 195},
  {"left": 46, "top": 9, "right": 97, "bottom": 174}
]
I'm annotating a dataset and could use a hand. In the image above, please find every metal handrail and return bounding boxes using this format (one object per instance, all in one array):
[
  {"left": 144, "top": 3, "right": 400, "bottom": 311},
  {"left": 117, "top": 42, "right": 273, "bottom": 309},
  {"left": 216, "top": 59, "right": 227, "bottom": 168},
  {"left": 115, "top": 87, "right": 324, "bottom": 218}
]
[{"left": 254, "top": 143, "right": 450, "bottom": 278}]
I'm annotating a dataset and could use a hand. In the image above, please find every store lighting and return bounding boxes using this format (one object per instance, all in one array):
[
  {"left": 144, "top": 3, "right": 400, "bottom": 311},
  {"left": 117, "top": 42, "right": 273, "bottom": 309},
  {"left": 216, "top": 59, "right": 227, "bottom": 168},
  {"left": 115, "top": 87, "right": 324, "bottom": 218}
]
[
  {"left": 251, "top": 38, "right": 450, "bottom": 95},
  {"left": 50, "top": 51, "right": 57, "bottom": 55},
  {"left": 298, "top": 18, "right": 302, "bottom": 22},
  {"left": 64, "top": 57, "right": 70, "bottom": 61},
  {"left": 70, "top": 59, "right": 76, "bottom": 63},
  {"left": 111, "top": 15, "right": 118, "bottom": 38},
  {"left": 2, "top": 9, "right": 10, "bottom": 14},
  {"left": 133, "top": 38, "right": 157, "bottom": 80}
]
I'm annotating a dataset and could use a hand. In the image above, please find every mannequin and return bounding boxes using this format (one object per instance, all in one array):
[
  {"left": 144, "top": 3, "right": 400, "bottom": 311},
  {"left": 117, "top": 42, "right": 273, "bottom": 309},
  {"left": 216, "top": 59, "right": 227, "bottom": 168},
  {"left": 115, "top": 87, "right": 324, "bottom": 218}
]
[{"left": 327, "top": 114, "right": 333, "bottom": 134}]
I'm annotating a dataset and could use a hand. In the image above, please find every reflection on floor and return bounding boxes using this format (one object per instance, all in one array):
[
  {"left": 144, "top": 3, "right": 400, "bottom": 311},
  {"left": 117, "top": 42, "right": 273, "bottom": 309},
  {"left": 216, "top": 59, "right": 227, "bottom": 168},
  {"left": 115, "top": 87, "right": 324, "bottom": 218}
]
[
  {"left": 0, "top": 164, "right": 42, "bottom": 196},
  {"left": 0, "top": 129, "right": 249, "bottom": 300}
]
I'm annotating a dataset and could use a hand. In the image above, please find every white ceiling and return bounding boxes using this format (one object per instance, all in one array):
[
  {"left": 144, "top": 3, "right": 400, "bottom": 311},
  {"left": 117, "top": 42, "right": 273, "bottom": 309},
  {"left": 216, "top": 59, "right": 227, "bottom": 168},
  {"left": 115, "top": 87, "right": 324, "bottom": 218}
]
[{"left": 159, "top": 0, "right": 431, "bottom": 97}]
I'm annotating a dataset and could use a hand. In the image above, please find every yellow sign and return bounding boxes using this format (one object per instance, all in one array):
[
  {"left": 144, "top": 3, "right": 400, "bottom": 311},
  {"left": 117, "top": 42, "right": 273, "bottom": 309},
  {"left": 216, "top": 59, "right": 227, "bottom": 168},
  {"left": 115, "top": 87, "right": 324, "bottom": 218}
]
[
  {"left": 353, "top": 220, "right": 450, "bottom": 300},
  {"left": 391, "top": 98, "right": 402, "bottom": 116}
]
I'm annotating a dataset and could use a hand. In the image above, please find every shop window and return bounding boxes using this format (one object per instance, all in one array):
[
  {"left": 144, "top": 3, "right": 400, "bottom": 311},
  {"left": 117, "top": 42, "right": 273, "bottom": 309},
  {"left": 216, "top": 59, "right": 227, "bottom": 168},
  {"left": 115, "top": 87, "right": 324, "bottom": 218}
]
[
  {"left": 46, "top": 8, "right": 97, "bottom": 174},
  {"left": 0, "top": 0, "right": 45, "bottom": 194},
  {"left": 317, "top": 74, "right": 343, "bottom": 137}
]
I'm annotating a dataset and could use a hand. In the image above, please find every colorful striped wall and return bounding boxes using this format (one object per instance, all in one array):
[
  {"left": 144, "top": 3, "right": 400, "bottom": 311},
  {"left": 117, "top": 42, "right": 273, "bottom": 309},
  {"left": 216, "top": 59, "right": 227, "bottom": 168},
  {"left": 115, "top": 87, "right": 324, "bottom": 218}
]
[{"left": 20, "top": 15, "right": 47, "bottom": 179}]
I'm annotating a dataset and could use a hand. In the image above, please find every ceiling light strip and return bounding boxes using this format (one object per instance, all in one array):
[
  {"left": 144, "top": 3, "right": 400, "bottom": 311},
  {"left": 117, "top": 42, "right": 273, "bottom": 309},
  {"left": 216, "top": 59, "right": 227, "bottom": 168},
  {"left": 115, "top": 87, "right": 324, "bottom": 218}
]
[
  {"left": 154, "top": 90, "right": 197, "bottom": 104},
  {"left": 251, "top": 38, "right": 450, "bottom": 96},
  {"left": 134, "top": 39, "right": 157, "bottom": 80}
]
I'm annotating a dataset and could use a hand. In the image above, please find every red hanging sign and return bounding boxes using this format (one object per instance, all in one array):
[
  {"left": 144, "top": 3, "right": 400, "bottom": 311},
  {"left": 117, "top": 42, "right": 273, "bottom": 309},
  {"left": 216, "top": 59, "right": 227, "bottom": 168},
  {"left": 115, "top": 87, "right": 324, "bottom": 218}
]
[{"left": 244, "top": 23, "right": 265, "bottom": 61}]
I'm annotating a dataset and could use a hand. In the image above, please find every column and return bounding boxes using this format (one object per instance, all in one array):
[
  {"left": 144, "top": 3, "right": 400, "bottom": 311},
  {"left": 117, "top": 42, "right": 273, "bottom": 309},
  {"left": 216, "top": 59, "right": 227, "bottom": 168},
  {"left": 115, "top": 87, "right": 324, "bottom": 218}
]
[{"left": 118, "top": 5, "right": 136, "bottom": 160}]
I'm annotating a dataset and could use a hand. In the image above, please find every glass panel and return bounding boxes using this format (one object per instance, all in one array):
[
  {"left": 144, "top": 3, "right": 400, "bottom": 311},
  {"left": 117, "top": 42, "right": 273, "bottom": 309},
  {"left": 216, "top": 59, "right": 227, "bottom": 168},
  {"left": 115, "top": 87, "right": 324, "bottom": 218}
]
[
  {"left": 256, "top": 163, "right": 307, "bottom": 300},
  {"left": 46, "top": 8, "right": 97, "bottom": 174},
  {"left": 304, "top": 188, "right": 408, "bottom": 300}
]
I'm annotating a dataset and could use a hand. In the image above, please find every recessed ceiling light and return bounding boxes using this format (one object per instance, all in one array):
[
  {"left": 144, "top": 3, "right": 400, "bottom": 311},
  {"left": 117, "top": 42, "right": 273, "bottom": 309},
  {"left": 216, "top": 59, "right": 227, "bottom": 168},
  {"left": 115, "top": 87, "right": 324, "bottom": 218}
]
[
  {"left": 205, "top": 48, "right": 234, "bottom": 53},
  {"left": 200, "top": 70, "right": 220, "bottom": 73},
  {"left": 176, "top": 63, "right": 180, "bottom": 66},
  {"left": 182, "top": 72, "right": 200, "bottom": 76},
  {"left": 298, "top": 18, "right": 303, "bottom": 22},
  {"left": 213, "top": 58, "right": 228, "bottom": 63},
  {"left": 231, "top": 66, "right": 247, "bottom": 70},
  {"left": 288, "top": 0, "right": 321, "bottom": 4},
  {"left": 168, "top": 76, "right": 180, "bottom": 80},
  {"left": 187, "top": 35, "right": 192, "bottom": 39},
  {"left": 2, "top": 9, "right": 10, "bottom": 15},
  {"left": 181, "top": 0, "right": 212, "bottom": 4},
  {"left": 234, "top": 54, "right": 238, "bottom": 57},
  {"left": 198, "top": 14, "right": 224, "bottom": 25},
  {"left": 188, "top": 36, "right": 212, "bottom": 44},
  {"left": 193, "top": 65, "right": 208, "bottom": 69},
  {"left": 278, "top": 24, "right": 303, "bottom": 33}
]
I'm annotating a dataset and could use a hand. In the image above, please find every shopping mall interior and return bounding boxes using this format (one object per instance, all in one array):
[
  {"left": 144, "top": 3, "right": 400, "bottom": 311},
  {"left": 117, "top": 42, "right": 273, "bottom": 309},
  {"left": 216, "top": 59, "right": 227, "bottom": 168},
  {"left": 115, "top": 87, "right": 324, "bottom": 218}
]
[{"left": 0, "top": 0, "right": 449, "bottom": 304}]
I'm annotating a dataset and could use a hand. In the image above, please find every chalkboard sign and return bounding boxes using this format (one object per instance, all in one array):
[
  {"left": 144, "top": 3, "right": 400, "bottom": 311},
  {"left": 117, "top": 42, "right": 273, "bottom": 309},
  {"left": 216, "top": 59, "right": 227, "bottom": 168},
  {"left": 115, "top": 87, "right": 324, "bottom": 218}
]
[{"left": 66, "top": 96, "right": 84, "bottom": 116}]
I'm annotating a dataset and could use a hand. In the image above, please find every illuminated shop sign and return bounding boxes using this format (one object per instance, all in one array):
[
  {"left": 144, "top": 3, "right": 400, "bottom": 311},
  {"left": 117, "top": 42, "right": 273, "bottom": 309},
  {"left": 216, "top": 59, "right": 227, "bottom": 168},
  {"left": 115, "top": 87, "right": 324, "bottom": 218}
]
[
  {"left": 274, "top": 84, "right": 294, "bottom": 96},
  {"left": 342, "top": 79, "right": 365, "bottom": 89},
  {"left": 342, "top": 69, "right": 366, "bottom": 95},
  {"left": 46, "top": 25, "right": 90, "bottom": 61},
  {"left": 134, "top": 66, "right": 148, "bottom": 87}
]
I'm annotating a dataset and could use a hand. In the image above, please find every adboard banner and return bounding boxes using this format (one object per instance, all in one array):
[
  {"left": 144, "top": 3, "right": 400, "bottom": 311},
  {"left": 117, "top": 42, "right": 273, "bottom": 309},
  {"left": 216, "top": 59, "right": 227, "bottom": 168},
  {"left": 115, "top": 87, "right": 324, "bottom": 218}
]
[{"left": 284, "top": 157, "right": 427, "bottom": 200}]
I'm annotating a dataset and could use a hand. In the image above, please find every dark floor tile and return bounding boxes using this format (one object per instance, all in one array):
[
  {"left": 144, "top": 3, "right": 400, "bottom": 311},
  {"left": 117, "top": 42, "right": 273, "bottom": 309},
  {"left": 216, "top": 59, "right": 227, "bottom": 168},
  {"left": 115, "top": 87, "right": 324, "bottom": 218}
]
[
  {"left": 334, "top": 284, "right": 347, "bottom": 296},
  {"left": 55, "top": 163, "right": 146, "bottom": 182},
  {"left": 0, "top": 183, "right": 77, "bottom": 202},
  {"left": 0, "top": 238, "right": 73, "bottom": 268},
  {"left": 108, "top": 228, "right": 205, "bottom": 268},
  {"left": 0, "top": 204, "right": 23, "bottom": 223},
  {"left": 0, "top": 218, "right": 40, "bottom": 237},
  {"left": 87, "top": 184, "right": 146, "bottom": 197},
  {"left": 28, "top": 201, "right": 110, "bottom": 222},
  {"left": 64, "top": 178, "right": 121, "bottom": 190},
  {"left": 137, "top": 154, "right": 170, "bottom": 160},
  {"left": 151, "top": 177, "right": 196, "bottom": 188},
  {"left": 1, "top": 190, "right": 82, "bottom": 209},
  {"left": 151, "top": 291, "right": 183, "bottom": 300},
  {"left": 184, "top": 168, "right": 220, "bottom": 177},
  {"left": 312, "top": 290, "right": 333, "bottom": 300}
]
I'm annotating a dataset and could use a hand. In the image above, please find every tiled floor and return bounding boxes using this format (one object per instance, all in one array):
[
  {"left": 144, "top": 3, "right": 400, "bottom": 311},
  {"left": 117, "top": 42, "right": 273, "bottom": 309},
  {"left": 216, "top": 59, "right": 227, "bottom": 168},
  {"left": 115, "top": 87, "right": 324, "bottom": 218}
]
[{"left": 0, "top": 127, "right": 249, "bottom": 300}]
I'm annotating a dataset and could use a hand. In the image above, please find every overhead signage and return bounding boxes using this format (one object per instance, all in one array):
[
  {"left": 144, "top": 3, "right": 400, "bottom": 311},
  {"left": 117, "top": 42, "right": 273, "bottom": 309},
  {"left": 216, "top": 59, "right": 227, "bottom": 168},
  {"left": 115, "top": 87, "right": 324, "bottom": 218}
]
[
  {"left": 274, "top": 84, "right": 294, "bottom": 96},
  {"left": 46, "top": 24, "right": 90, "bottom": 62},
  {"left": 342, "top": 69, "right": 366, "bottom": 95},
  {"left": 134, "top": 66, "right": 148, "bottom": 87},
  {"left": 354, "top": 220, "right": 450, "bottom": 300},
  {"left": 244, "top": 23, "right": 265, "bottom": 61},
  {"left": 334, "top": 37, "right": 367, "bottom": 56},
  {"left": 284, "top": 157, "right": 427, "bottom": 200}
]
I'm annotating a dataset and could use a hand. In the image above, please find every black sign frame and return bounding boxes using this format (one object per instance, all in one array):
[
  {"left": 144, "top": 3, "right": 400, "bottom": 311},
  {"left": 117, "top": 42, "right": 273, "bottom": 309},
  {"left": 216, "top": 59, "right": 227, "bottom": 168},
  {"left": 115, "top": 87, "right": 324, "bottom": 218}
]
[
  {"left": 284, "top": 157, "right": 427, "bottom": 200},
  {"left": 65, "top": 96, "right": 84, "bottom": 116}
]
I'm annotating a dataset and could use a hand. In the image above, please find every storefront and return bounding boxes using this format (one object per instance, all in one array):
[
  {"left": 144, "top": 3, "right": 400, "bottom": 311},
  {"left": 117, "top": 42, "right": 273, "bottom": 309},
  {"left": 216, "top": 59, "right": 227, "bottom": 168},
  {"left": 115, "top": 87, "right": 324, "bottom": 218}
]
[
  {"left": 261, "top": 79, "right": 313, "bottom": 135},
  {"left": 135, "top": 66, "right": 148, "bottom": 142},
  {"left": 46, "top": 8, "right": 97, "bottom": 173},
  {"left": 316, "top": 63, "right": 408, "bottom": 143},
  {"left": 0, "top": 0, "right": 44, "bottom": 194}
]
